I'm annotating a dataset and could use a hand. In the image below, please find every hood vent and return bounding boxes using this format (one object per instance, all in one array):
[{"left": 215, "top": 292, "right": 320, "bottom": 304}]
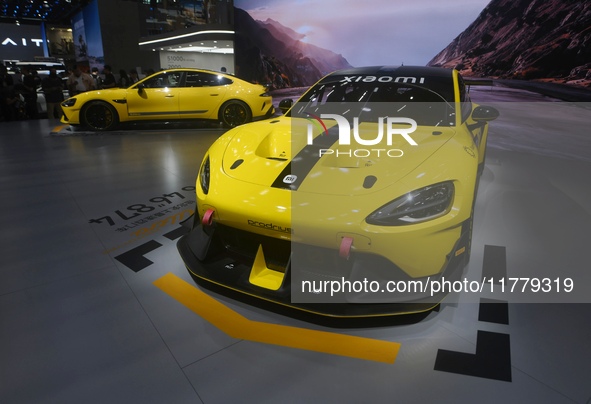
[{"left": 230, "top": 159, "right": 244, "bottom": 170}]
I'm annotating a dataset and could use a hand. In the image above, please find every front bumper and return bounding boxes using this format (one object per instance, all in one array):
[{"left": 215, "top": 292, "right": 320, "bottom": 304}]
[
  {"left": 177, "top": 221, "right": 470, "bottom": 318},
  {"left": 60, "top": 108, "right": 80, "bottom": 124}
]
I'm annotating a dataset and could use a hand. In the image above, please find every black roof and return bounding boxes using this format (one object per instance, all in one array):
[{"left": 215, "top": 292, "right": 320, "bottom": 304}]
[
  {"left": 330, "top": 65, "right": 454, "bottom": 79},
  {"left": 319, "top": 65, "right": 457, "bottom": 102}
]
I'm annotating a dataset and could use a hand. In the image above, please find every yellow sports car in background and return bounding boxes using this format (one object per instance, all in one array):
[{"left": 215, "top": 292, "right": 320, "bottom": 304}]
[
  {"left": 178, "top": 66, "right": 499, "bottom": 317},
  {"left": 61, "top": 68, "right": 274, "bottom": 130}
]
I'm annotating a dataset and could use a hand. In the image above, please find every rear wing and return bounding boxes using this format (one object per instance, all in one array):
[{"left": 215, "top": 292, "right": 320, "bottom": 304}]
[{"left": 464, "top": 78, "right": 493, "bottom": 92}]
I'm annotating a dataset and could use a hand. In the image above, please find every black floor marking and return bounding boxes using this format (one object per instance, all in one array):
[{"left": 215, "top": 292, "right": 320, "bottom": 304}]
[
  {"left": 163, "top": 226, "right": 189, "bottom": 241},
  {"left": 434, "top": 330, "right": 512, "bottom": 382},
  {"left": 115, "top": 240, "right": 162, "bottom": 272},
  {"left": 479, "top": 298, "right": 509, "bottom": 325},
  {"left": 482, "top": 245, "right": 507, "bottom": 283},
  {"left": 435, "top": 245, "right": 512, "bottom": 382}
]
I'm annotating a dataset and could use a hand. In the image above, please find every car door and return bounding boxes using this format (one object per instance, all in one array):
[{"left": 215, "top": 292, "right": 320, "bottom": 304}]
[
  {"left": 177, "top": 71, "right": 230, "bottom": 119},
  {"left": 125, "top": 71, "right": 183, "bottom": 119}
]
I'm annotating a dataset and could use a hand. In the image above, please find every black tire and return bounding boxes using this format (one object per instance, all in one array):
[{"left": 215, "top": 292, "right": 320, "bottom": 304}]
[
  {"left": 81, "top": 101, "right": 119, "bottom": 131},
  {"left": 464, "top": 205, "right": 474, "bottom": 263},
  {"left": 219, "top": 100, "right": 251, "bottom": 128},
  {"left": 464, "top": 177, "right": 480, "bottom": 263}
]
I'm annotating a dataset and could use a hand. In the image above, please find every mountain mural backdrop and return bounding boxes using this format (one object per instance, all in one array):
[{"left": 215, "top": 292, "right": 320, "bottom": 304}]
[
  {"left": 428, "top": 0, "right": 591, "bottom": 86},
  {"left": 234, "top": 7, "right": 352, "bottom": 88}
]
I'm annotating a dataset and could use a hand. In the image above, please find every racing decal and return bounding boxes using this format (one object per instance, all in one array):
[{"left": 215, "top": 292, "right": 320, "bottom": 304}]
[
  {"left": 178, "top": 110, "right": 209, "bottom": 115},
  {"left": 128, "top": 110, "right": 208, "bottom": 116},
  {"left": 283, "top": 174, "right": 297, "bottom": 184},
  {"left": 340, "top": 76, "right": 425, "bottom": 84},
  {"left": 464, "top": 146, "right": 476, "bottom": 157},
  {"left": 247, "top": 220, "right": 292, "bottom": 234},
  {"left": 271, "top": 126, "right": 341, "bottom": 190}
]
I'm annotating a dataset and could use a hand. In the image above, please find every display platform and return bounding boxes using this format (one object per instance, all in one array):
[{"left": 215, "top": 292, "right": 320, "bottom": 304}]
[{"left": 1, "top": 85, "right": 590, "bottom": 403}]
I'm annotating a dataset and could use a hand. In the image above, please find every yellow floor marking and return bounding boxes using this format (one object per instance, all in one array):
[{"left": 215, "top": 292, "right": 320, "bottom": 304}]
[
  {"left": 154, "top": 273, "right": 401, "bottom": 363},
  {"left": 51, "top": 125, "right": 67, "bottom": 133}
]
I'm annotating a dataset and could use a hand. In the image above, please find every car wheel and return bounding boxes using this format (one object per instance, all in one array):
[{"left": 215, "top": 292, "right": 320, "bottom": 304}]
[
  {"left": 219, "top": 100, "right": 251, "bottom": 128},
  {"left": 81, "top": 101, "right": 119, "bottom": 131}
]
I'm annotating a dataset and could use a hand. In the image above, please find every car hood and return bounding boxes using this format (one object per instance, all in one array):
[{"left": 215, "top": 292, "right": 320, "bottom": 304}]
[{"left": 221, "top": 117, "right": 456, "bottom": 195}]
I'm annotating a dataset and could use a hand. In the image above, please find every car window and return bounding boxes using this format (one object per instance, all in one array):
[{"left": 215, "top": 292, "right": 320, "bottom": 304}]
[
  {"left": 185, "top": 72, "right": 233, "bottom": 87},
  {"left": 296, "top": 80, "right": 456, "bottom": 127},
  {"left": 142, "top": 72, "right": 183, "bottom": 88}
]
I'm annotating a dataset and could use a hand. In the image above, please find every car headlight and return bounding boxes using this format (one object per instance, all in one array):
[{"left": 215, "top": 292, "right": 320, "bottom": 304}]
[
  {"left": 199, "top": 156, "right": 210, "bottom": 194},
  {"left": 61, "top": 98, "right": 77, "bottom": 107},
  {"left": 366, "top": 182, "right": 454, "bottom": 226}
]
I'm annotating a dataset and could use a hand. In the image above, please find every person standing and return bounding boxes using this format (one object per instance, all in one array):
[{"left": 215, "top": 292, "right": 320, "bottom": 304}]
[
  {"left": 11, "top": 68, "right": 23, "bottom": 87},
  {"left": 42, "top": 68, "right": 65, "bottom": 119},
  {"left": 101, "top": 65, "right": 116, "bottom": 89},
  {"left": 129, "top": 69, "right": 139, "bottom": 84},
  {"left": 21, "top": 68, "right": 39, "bottom": 119},
  {"left": 91, "top": 67, "right": 103, "bottom": 89},
  {"left": 118, "top": 69, "right": 131, "bottom": 88},
  {"left": 67, "top": 65, "right": 94, "bottom": 97},
  {"left": 0, "top": 64, "right": 14, "bottom": 121}
]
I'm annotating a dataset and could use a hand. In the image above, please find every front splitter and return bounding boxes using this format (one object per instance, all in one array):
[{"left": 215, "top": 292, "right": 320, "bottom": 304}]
[{"left": 176, "top": 226, "right": 452, "bottom": 318}]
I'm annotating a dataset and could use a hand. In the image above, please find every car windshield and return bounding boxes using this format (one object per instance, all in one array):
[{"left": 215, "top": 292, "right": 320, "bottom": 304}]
[{"left": 292, "top": 79, "right": 456, "bottom": 127}]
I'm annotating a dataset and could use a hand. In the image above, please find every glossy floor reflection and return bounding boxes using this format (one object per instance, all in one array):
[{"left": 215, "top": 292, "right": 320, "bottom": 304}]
[{"left": 0, "top": 114, "right": 590, "bottom": 404}]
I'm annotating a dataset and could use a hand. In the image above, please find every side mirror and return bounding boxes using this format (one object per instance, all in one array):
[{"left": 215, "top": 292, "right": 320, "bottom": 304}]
[
  {"left": 279, "top": 99, "right": 293, "bottom": 114},
  {"left": 472, "top": 105, "right": 499, "bottom": 122},
  {"left": 137, "top": 83, "right": 145, "bottom": 94}
]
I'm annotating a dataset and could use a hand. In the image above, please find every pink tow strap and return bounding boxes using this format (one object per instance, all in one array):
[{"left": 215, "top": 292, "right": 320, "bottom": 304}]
[
  {"left": 339, "top": 237, "right": 354, "bottom": 260},
  {"left": 202, "top": 209, "right": 215, "bottom": 226}
]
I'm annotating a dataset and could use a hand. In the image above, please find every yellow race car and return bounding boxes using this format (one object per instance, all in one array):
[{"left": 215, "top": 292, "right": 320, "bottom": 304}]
[
  {"left": 178, "top": 66, "right": 499, "bottom": 317},
  {"left": 60, "top": 68, "right": 274, "bottom": 130}
]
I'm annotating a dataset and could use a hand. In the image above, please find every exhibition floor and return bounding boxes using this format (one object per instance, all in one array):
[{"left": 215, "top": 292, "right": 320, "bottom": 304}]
[{"left": 1, "top": 87, "right": 590, "bottom": 403}]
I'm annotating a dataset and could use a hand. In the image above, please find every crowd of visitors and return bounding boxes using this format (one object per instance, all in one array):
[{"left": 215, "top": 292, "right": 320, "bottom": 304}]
[{"left": 0, "top": 63, "right": 151, "bottom": 122}]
